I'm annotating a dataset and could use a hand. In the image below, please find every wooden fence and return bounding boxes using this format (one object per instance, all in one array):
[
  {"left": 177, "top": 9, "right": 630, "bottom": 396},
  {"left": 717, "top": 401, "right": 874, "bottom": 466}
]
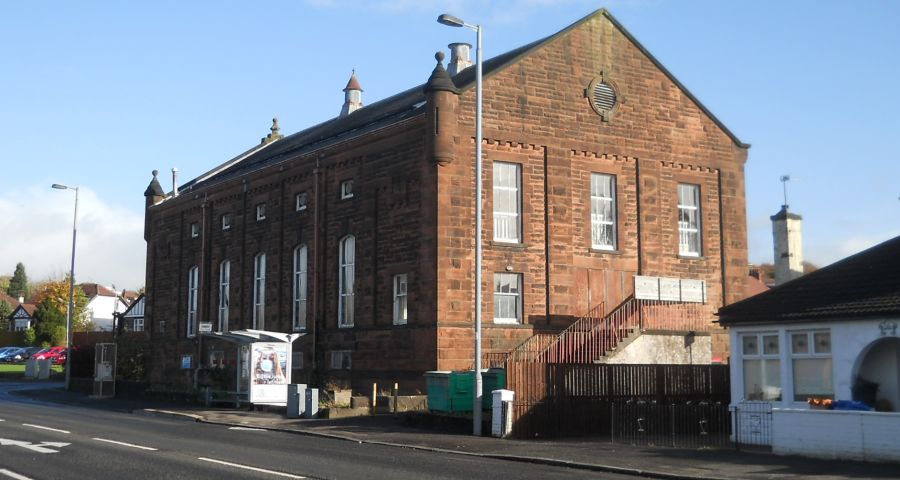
[{"left": 508, "top": 363, "right": 730, "bottom": 439}]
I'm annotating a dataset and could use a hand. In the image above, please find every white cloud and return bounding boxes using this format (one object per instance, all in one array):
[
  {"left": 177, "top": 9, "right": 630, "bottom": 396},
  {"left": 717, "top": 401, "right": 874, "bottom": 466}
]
[{"left": 0, "top": 185, "right": 146, "bottom": 290}]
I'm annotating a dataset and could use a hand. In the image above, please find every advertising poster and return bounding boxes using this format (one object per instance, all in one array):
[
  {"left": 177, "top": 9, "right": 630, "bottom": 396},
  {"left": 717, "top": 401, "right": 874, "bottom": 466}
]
[{"left": 249, "top": 342, "right": 290, "bottom": 404}]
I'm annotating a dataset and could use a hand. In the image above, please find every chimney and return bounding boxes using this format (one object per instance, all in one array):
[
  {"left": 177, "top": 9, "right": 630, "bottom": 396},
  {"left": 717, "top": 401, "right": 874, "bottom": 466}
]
[
  {"left": 17, "top": 296, "right": 24, "bottom": 304},
  {"left": 340, "top": 70, "right": 364, "bottom": 116},
  {"left": 171, "top": 167, "right": 179, "bottom": 196},
  {"left": 447, "top": 43, "right": 473, "bottom": 76},
  {"left": 771, "top": 205, "right": 804, "bottom": 285}
]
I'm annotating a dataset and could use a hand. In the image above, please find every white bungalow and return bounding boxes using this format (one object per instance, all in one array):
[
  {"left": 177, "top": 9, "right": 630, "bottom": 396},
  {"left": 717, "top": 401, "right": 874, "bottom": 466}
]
[{"left": 718, "top": 235, "right": 900, "bottom": 462}]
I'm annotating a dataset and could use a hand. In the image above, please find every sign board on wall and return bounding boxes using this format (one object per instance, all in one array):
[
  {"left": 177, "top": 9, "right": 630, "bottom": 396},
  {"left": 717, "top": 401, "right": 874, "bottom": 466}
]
[
  {"left": 634, "top": 276, "right": 707, "bottom": 303},
  {"left": 248, "top": 342, "right": 290, "bottom": 404}
]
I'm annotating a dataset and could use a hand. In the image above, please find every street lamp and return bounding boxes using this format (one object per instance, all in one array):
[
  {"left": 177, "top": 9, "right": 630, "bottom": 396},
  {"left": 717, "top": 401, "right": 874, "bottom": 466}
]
[
  {"left": 52, "top": 183, "right": 78, "bottom": 391},
  {"left": 438, "top": 12, "right": 484, "bottom": 436}
]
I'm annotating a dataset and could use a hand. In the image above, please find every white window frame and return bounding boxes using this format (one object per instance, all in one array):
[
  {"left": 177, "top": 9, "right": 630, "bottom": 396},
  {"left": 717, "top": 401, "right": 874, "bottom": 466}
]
[
  {"left": 253, "top": 253, "right": 266, "bottom": 329},
  {"left": 338, "top": 235, "right": 355, "bottom": 328},
  {"left": 293, "top": 245, "right": 308, "bottom": 331},
  {"left": 133, "top": 317, "right": 144, "bottom": 332},
  {"left": 678, "top": 183, "right": 702, "bottom": 256},
  {"left": 493, "top": 162, "right": 522, "bottom": 243},
  {"left": 256, "top": 203, "right": 266, "bottom": 221},
  {"left": 218, "top": 260, "right": 230, "bottom": 332},
  {"left": 341, "top": 180, "right": 354, "bottom": 199},
  {"left": 590, "top": 173, "right": 617, "bottom": 250},
  {"left": 221, "top": 214, "right": 231, "bottom": 230},
  {"left": 493, "top": 272, "right": 523, "bottom": 324},
  {"left": 331, "top": 350, "right": 352, "bottom": 370},
  {"left": 190, "top": 222, "right": 199, "bottom": 238},
  {"left": 789, "top": 329, "right": 833, "bottom": 401},
  {"left": 186, "top": 266, "right": 199, "bottom": 337},
  {"left": 740, "top": 332, "right": 782, "bottom": 401},
  {"left": 296, "top": 192, "right": 308, "bottom": 211},
  {"left": 393, "top": 273, "right": 408, "bottom": 326}
]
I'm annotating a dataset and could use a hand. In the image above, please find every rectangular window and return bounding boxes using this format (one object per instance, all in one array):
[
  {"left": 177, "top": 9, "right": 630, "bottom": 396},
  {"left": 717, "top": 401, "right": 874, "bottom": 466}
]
[
  {"left": 256, "top": 203, "right": 266, "bottom": 221},
  {"left": 331, "top": 350, "right": 352, "bottom": 370},
  {"left": 590, "top": 173, "right": 617, "bottom": 250},
  {"left": 186, "top": 266, "right": 199, "bottom": 337},
  {"left": 253, "top": 253, "right": 266, "bottom": 329},
  {"left": 133, "top": 318, "right": 144, "bottom": 332},
  {"left": 296, "top": 192, "right": 308, "bottom": 211},
  {"left": 791, "top": 330, "right": 833, "bottom": 401},
  {"left": 293, "top": 246, "right": 308, "bottom": 331},
  {"left": 221, "top": 214, "right": 231, "bottom": 230},
  {"left": 338, "top": 236, "right": 355, "bottom": 327},
  {"left": 190, "top": 223, "right": 199, "bottom": 238},
  {"left": 741, "top": 333, "right": 781, "bottom": 401},
  {"left": 678, "top": 183, "right": 702, "bottom": 256},
  {"left": 218, "top": 260, "right": 230, "bottom": 332},
  {"left": 341, "top": 180, "right": 354, "bottom": 199},
  {"left": 493, "top": 162, "right": 521, "bottom": 243},
  {"left": 393, "top": 274, "right": 408, "bottom": 325},
  {"left": 494, "top": 272, "right": 522, "bottom": 324}
]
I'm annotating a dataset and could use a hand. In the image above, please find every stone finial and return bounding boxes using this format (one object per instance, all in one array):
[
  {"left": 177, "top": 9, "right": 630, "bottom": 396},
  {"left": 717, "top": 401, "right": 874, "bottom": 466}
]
[
  {"left": 144, "top": 169, "right": 165, "bottom": 199},
  {"left": 424, "top": 51, "right": 458, "bottom": 94},
  {"left": 261, "top": 116, "right": 284, "bottom": 144}
]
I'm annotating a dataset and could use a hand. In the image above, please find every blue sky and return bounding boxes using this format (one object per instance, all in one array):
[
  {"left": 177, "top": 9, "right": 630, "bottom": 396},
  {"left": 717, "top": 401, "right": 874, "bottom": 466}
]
[{"left": 1, "top": 0, "right": 898, "bottom": 289}]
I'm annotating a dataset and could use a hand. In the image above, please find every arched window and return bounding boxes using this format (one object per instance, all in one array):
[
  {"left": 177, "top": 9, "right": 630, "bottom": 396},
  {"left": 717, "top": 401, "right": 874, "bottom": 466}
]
[
  {"left": 253, "top": 253, "right": 266, "bottom": 329},
  {"left": 218, "top": 260, "right": 230, "bottom": 332},
  {"left": 338, "top": 235, "right": 355, "bottom": 328},
  {"left": 186, "top": 266, "right": 199, "bottom": 337},
  {"left": 293, "top": 245, "right": 308, "bottom": 331}
]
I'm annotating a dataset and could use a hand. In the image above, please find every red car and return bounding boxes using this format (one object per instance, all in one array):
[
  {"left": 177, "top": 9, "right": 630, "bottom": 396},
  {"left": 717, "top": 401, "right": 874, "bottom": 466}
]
[{"left": 32, "top": 346, "right": 67, "bottom": 365}]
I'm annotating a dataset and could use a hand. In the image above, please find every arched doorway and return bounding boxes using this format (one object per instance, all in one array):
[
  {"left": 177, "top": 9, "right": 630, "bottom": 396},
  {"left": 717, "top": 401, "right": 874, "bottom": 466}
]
[{"left": 853, "top": 337, "right": 900, "bottom": 411}]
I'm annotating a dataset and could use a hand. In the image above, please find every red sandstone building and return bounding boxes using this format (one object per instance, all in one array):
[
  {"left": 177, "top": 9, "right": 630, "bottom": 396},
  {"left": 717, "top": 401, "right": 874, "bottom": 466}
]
[{"left": 142, "top": 9, "right": 748, "bottom": 393}]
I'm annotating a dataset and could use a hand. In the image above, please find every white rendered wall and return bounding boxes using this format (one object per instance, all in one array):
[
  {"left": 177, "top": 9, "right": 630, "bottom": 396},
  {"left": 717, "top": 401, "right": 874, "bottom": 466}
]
[
  {"left": 730, "top": 318, "right": 900, "bottom": 409},
  {"left": 772, "top": 409, "right": 900, "bottom": 462},
  {"left": 85, "top": 296, "right": 127, "bottom": 331},
  {"left": 602, "top": 333, "right": 711, "bottom": 364}
]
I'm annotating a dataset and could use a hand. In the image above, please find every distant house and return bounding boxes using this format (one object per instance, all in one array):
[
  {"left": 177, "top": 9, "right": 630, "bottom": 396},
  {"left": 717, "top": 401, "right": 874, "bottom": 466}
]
[
  {"left": 120, "top": 294, "right": 146, "bottom": 332},
  {"left": 80, "top": 283, "right": 128, "bottom": 332},
  {"left": 719, "top": 235, "right": 900, "bottom": 462},
  {"left": 4, "top": 294, "right": 36, "bottom": 332}
]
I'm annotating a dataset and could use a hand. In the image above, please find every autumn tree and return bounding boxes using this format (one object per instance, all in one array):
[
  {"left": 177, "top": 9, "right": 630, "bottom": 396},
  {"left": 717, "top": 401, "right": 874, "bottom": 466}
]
[
  {"left": 33, "top": 276, "right": 90, "bottom": 332},
  {"left": 7, "top": 263, "right": 28, "bottom": 299}
]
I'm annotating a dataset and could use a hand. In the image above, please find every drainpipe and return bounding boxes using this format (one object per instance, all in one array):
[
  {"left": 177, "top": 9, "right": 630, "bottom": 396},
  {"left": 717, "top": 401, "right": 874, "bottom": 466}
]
[{"left": 310, "top": 155, "right": 323, "bottom": 386}]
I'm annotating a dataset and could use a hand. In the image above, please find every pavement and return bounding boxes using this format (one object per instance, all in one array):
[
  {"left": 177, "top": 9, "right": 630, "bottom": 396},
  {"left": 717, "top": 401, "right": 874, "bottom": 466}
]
[{"left": 6, "top": 382, "right": 899, "bottom": 480}]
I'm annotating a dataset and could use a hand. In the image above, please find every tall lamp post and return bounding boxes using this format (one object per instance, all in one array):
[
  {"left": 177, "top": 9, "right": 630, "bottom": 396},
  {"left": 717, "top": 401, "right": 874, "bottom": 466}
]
[
  {"left": 438, "top": 12, "right": 484, "bottom": 436},
  {"left": 52, "top": 183, "right": 79, "bottom": 391}
]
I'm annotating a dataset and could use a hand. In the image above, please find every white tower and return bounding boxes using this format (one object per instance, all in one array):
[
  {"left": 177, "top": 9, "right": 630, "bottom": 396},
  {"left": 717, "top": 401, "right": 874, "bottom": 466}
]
[
  {"left": 771, "top": 204, "right": 803, "bottom": 285},
  {"left": 339, "top": 70, "right": 363, "bottom": 116}
]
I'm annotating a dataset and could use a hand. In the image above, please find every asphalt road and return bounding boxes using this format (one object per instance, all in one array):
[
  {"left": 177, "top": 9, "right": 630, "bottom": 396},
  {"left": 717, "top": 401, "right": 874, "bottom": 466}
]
[{"left": 0, "top": 383, "right": 631, "bottom": 480}]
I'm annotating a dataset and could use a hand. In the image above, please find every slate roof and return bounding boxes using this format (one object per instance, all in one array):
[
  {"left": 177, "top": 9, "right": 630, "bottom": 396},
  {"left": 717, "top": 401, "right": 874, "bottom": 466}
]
[
  {"left": 175, "top": 9, "right": 747, "bottom": 194},
  {"left": 718, "top": 235, "right": 900, "bottom": 326}
]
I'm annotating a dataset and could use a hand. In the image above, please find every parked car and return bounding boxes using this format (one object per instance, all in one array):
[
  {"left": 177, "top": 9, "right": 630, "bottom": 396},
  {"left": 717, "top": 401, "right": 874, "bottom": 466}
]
[
  {"left": 12, "top": 347, "right": 42, "bottom": 363},
  {"left": 0, "top": 347, "right": 26, "bottom": 363},
  {"left": 0, "top": 347, "right": 24, "bottom": 362},
  {"left": 32, "top": 346, "right": 67, "bottom": 364}
]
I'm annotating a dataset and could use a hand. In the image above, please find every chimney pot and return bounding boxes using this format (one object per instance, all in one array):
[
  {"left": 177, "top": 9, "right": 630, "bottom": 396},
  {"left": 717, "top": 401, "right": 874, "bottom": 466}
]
[
  {"left": 447, "top": 42, "right": 473, "bottom": 76},
  {"left": 172, "top": 167, "right": 179, "bottom": 196}
]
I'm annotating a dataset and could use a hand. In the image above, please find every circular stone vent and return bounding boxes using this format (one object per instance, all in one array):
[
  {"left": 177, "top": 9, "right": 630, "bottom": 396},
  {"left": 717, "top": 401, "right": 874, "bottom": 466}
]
[{"left": 592, "top": 81, "right": 616, "bottom": 112}]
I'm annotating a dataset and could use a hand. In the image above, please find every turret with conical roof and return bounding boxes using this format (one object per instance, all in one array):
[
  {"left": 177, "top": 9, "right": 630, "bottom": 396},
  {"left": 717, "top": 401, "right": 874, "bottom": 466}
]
[
  {"left": 339, "top": 70, "right": 364, "bottom": 116},
  {"left": 144, "top": 170, "right": 165, "bottom": 241},
  {"left": 424, "top": 51, "right": 459, "bottom": 166}
]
